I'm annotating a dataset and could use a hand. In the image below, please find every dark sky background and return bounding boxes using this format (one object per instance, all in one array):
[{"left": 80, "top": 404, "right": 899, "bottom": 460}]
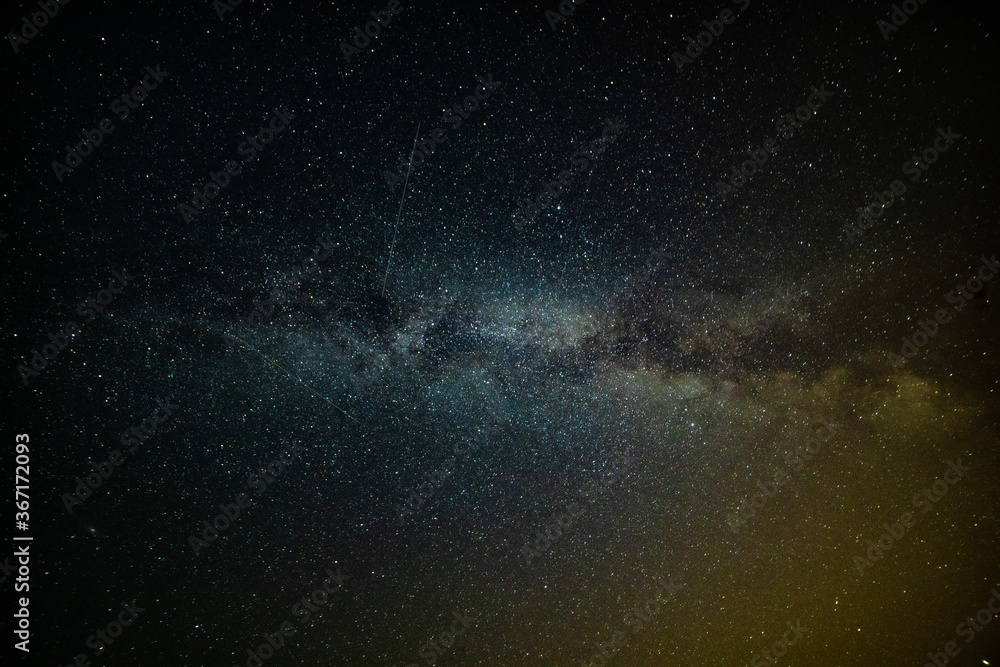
[{"left": 2, "top": 1, "right": 1000, "bottom": 666}]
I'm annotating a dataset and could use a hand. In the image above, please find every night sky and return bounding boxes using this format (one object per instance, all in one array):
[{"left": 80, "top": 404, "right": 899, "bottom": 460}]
[{"left": 3, "top": 1, "right": 1000, "bottom": 666}]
